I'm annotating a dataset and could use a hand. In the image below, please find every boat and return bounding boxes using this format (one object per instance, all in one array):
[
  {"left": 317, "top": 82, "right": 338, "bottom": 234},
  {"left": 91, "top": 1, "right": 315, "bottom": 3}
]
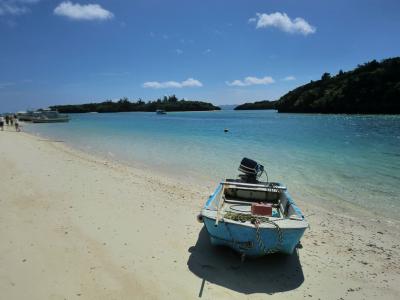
[
  {"left": 198, "top": 158, "right": 308, "bottom": 257},
  {"left": 17, "top": 110, "right": 35, "bottom": 121},
  {"left": 31, "top": 110, "right": 70, "bottom": 123},
  {"left": 156, "top": 109, "right": 167, "bottom": 115}
]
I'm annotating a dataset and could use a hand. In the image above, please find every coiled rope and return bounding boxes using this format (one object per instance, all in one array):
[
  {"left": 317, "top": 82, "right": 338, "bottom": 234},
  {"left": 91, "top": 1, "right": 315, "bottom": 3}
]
[{"left": 223, "top": 212, "right": 283, "bottom": 254}]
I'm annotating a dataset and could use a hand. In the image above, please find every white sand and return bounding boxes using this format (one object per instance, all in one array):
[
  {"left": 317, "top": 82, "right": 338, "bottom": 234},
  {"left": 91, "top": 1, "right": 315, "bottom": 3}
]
[{"left": 0, "top": 128, "right": 399, "bottom": 299}]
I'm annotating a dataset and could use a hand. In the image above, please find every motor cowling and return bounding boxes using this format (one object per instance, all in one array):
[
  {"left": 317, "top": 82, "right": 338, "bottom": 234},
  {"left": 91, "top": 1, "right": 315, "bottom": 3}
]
[{"left": 238, "top": 157, "right": 264, "bottom": 182}]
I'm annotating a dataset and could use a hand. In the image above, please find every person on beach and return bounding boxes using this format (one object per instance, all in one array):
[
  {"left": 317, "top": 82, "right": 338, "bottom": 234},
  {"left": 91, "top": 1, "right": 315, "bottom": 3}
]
[
  {"left": 0, "top": 116, "right": 4, "bottom": 131},
  {"left": 15, "top": 120, "right": 20, "bottom": 132},
  {"left": 5, "top": 115, "right": 9, "bottom": 125},
  {"left": 10, "top": 116, "right": 14, "bottom": 126}
]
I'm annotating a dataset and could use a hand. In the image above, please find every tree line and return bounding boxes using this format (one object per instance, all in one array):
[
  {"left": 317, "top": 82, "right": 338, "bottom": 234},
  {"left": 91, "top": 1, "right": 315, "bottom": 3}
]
[
  {"left": 277, "top": 57, "right": 400, "bottom": 114},
  {"left": 234, "top": 100, "right": 278, "bottom": 110},
  {"left": 233, "top": 57, "right": 400, "bottom": 114},
  {"left": 50, "top": 95, "right": 220, "bottom": 113}
]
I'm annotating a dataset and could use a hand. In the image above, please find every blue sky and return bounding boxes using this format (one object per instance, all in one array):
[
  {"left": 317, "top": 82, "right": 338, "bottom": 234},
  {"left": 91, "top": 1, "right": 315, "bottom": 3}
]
[{"left": 1, "top": 0, "right": 400, "bottom": 111}]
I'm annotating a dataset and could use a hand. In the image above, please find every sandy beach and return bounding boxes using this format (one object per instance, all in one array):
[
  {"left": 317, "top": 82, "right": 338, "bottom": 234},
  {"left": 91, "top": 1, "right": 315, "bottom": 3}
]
[{"left": 0, "top": 128, "right": 399, "bottom": 300}]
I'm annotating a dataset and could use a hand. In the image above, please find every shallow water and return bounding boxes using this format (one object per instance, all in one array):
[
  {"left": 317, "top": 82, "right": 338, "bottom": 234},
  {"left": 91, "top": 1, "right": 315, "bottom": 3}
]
[{"left": 24, "top": 110, "right": 400, "bottom": 219}]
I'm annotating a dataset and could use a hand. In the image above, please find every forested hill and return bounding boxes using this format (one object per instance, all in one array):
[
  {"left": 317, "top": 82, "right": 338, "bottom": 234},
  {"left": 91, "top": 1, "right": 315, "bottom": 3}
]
[
  {"left": 234, "top": 100, "right": 278, "bottom": 110},
  {"left": 50, "top": 95, "right": 220, "bottom": 113},
  {"left": 277, "top": 57, "right": 400, "bottom": 114}
]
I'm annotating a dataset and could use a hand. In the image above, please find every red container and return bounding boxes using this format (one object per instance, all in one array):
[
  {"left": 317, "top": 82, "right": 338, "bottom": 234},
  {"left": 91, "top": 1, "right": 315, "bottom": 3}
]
[{"left": 251, "top": 203, "right": 272, "bottom": 216}]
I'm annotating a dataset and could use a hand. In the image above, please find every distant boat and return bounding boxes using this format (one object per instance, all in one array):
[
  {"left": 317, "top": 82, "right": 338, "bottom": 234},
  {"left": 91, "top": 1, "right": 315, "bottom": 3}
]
[
  {"left": 198, "top": 158, "right": 308, "bottom": 257},
  {"left": 31, "top": 110, "right": 70, "bottom": 123},
  {"left": 17, "top": 110, "right": 35, "bottom": 121},
  {"left": 156, "top": 109, "right": 167, "bottom": 115}
]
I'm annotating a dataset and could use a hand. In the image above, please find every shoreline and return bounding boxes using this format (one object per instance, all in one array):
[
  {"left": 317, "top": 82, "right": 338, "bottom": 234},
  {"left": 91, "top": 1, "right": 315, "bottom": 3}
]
[
  {"left": 23, "top": 125, "right": 218, "bottom": 191},
  {"left": 24, "top": 122, "right": 400, "bottom": 224},
  {"left": 1, "top": 129, "right": 399, "bottom": 299}
]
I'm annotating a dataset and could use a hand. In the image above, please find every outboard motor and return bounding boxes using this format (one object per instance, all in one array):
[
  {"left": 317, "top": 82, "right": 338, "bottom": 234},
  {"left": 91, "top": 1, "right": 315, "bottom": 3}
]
[{"left": 238, "top": 157, "right": 264, "bottom": 183}]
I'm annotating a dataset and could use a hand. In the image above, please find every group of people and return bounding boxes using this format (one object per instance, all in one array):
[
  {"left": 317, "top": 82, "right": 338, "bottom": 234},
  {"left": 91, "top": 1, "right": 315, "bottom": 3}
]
[{"left": 0, "top": 114, "right": 20, "bottom": 132}]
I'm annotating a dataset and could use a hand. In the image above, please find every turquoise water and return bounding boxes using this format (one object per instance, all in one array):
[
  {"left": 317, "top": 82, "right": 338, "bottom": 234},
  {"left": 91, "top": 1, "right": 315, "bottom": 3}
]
[{"left": 24, "top": 110, "right": 400, "bottom": 219}]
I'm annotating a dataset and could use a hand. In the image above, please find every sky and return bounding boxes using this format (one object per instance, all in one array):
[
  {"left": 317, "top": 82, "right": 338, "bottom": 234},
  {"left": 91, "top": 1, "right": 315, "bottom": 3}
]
[{"left": 1, "top": 0, "right": 400, "bottom": 111}]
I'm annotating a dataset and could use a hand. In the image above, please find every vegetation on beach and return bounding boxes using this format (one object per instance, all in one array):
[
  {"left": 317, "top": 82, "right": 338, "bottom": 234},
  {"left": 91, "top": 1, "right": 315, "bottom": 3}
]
[
  {"left": 277, "top": 57, "right": 400, "bottom": 114},
  {"left": 50, "top": 95, "right": 220, "bottom": 113},
  {"left": 234, "top": 100, "right": 278, "bottom": 110}
]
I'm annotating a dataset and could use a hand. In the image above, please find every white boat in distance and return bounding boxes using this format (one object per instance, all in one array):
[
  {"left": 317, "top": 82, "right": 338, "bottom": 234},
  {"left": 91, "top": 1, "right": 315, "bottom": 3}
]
[
  {"left": 17, "top": 110, "right": 35, "bottom": 121},
  {"left": 25, "top": 109, "right": 69, "bottom": 123}
]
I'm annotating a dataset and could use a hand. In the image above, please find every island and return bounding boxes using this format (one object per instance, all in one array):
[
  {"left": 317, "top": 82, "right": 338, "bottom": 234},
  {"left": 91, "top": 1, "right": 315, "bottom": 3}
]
[
  {"left": 232, "top": 57, "right": 400, "bottom": 114},
  {"left": 277, "top": 57, "right": 400, "bottom": 114},
  {"left": 234, "top": 100, "right": 278, "bottom": 110},
  {"left": 50, "top": 95, "right": 220, "bottom": 113}
]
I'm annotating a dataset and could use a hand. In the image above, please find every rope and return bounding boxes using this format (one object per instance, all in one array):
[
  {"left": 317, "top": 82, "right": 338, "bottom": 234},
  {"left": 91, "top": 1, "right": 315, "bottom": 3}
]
[
  {"left": 223, "top": 212, "right": 283, "bottom": 254},
  {"left": 254, "top": 218, "right": 283, "bottom": 254},
  {"left": 224, "top": 211, "right": 270, "bottom": 223},
  {"left": 229, "top": 204, "right": 252, "bottom": 213},
  {"left": 263, "top": 170, "right": 269, "bottom": 183}
]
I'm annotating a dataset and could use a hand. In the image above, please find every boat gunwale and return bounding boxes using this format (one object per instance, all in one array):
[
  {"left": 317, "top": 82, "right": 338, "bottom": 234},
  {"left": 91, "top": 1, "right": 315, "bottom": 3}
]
[
  {"left": 201, "top": 210, "right": 308, "bottom": 229},
  {"left": 202, "top": 181, "right": 308, "bottom": 229}
]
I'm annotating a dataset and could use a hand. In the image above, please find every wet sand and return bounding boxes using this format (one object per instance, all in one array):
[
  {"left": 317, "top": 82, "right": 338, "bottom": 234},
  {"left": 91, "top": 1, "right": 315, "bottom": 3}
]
[{"left": 0, "top": 129, "right": 399, "bottom": 299}]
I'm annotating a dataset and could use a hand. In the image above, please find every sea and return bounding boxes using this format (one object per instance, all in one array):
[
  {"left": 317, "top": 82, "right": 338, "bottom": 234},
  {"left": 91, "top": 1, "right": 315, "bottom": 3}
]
[{"left": 24, "top": 110, "right": 400, "bottom": 219}]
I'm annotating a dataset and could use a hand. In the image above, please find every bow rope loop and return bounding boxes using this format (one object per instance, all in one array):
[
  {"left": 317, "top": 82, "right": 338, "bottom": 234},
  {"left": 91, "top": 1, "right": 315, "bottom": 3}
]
[{"left": 224, "top": 212, "right": 283, "bottom": 254}]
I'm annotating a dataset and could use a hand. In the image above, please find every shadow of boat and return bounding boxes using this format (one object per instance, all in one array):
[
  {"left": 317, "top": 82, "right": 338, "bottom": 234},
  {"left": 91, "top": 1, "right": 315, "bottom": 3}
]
[{"left": 187, "top": 227, "right": 304, "bottom": 295}]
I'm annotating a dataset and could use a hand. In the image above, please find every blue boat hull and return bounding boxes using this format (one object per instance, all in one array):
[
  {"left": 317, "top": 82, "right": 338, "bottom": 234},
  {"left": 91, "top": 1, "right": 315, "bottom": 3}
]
[{"left": 203, "top": 216, "right": 306, "bottom": 257}]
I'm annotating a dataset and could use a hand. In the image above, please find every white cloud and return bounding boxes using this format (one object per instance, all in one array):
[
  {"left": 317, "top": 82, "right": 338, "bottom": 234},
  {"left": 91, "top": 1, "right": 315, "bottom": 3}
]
[
  {"left": 249, "top": 12, "right": 316, "bottom": 35},
  {"left": 54, "top": 1, "right": 113, "bottom": 21},
  {"left": 0, "top": 0, "right": 40, "bottom": 16},
  {"left": 283, "top": 76, "right": 296, "bottom": 81},
  {"left": 175, "top": 48, "right": 183, "bottom": 55},
  {"left": 203, "top": 48, "right": 211, "bottom": 54},
  {"left": 0, "top": 82, "right": 15, "bottom": 89},
  {"left": 143, "top": 78, "right": 203, "bottom": 89},
  {"left": 226, "top": 76, "right": 275, "bottom": 87}
]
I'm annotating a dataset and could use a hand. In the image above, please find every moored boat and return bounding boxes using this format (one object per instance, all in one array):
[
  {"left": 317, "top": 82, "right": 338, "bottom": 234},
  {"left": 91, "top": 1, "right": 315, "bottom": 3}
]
[
  {"left": 156, "top": 109, "right": 167, "bottom": 115},
  {"left": 17, "top": 110, "right": 35, "bottom": 121},
  {"left": 31, "top": 110, "right": 70, "bottom": 123},
  {"left": 198, "top": 158, "right": 308, "bottom": 257}
]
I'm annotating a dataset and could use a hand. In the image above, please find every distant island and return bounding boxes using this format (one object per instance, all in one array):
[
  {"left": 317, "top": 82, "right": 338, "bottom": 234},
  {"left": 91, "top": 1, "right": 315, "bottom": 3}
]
[
  {"left": 277, "top": 57, "right": 400, "bottom": 114},
  {"left": 234, "top": 100, "right": 278, "bottom": 110},
  {"left": 233, "top": 57, "right": 400, "bottom": 114},
  {"left": 50, "top": 95, "right": 220, "bottom": 113}
]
